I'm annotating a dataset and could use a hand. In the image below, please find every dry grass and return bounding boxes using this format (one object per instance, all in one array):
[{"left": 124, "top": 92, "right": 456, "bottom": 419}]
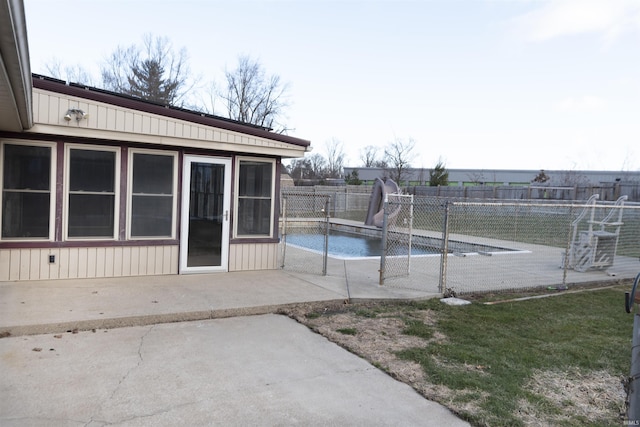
[{"left": 280, "top": 288, "right": 630, "bottom": 426}]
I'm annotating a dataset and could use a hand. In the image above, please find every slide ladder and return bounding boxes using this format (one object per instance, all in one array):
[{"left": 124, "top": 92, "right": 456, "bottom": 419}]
[{"left": 567, "top": 194, "right": 627, "bottom": 272}]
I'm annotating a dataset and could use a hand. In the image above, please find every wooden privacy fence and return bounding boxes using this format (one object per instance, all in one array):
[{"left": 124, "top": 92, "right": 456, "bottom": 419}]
[
  {"left": 282, "top": 183, "right": 640, "bottom": 202},
  {"left": 411, "top": 183, "right": 640, "bottom": 202}
]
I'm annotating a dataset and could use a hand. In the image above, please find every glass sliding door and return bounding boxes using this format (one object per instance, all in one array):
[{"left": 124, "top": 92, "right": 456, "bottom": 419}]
[{"left": 180, "top": 156, "right": 231, "bottom": 273}]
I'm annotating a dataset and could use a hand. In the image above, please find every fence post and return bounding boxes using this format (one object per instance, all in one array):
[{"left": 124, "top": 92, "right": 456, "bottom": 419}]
[
  {"left": 323, "top": 196, "right": 330, "bottom": 276},
  {"left": 438, "top": 201, "right": 451, "bottom": 294},
  {"left": 281, "top": 197, "right": 287, "bottom": 269},
  {"left": 625, "top": 273, "right": 640, "bottom": 423},
  {"left": 408, "top": 195, "right": 414, "bottom": 274},
  {"left": 379, "top": 194, "right": 389, "bottom": 286},
  {"left": 561, "top": 204, "right": 574, "bottom": 287},
  {"left": 629, "top": 313, "right": 640, "bottom": 424}
]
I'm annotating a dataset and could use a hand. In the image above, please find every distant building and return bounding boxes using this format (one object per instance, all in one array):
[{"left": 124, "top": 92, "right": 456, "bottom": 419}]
[{"left": 343, "top": 167, "right": 640, "bottom": 187}]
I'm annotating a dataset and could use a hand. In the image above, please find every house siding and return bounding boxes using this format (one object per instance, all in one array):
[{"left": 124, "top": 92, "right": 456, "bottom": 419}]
[
  {"left": 229, "top": 242, "right": 279, "bottom": 271},
  {"left": 29, "top": 88, "right": 304, "bottom": 157},
  {"left": 0, "top": 79, "right": 306, "bottom": 282},
  {"left": 0, "top": 245, "right": 179, "bottom": 281}
]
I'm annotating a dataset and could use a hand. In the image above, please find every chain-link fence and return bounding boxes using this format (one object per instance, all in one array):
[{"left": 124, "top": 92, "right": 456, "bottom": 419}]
[
  {"left": 279, "top": 191, "right": 640, "bottom": 296},
  {"left": 279, "top": 192, "right": 330, "bottom": 275},
  {"left": 380, "top": 196, "right": 639, "bottom": 295}
]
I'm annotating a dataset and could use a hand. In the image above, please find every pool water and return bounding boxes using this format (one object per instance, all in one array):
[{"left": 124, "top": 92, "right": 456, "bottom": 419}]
[{"left": 283, "top": 230, "right": 438, "bottom": 259}]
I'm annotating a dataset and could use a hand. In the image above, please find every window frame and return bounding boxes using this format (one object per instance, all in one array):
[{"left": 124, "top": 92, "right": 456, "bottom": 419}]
[
  {"left": 233, "top": 157, "right": 276, "bottom": 239},
  {"left": 64, "top": 144, "right": 120, "bottom": 241},
  {"left": 0, "top": 140, "right": 56, "bottom": 242},
  {"left": 126, "top": 148, "right": 178, "bottom": 240}
]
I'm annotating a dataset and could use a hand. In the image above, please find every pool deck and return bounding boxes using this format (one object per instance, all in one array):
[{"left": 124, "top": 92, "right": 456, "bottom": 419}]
[
  {"left": 1, "top": 218, "right": 637, "bottom": 337},
  {"left": 288, "top": 218, "right": 640, "bottom": 294}
]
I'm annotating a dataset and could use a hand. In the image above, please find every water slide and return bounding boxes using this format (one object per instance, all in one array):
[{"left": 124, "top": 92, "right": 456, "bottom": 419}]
[{"left": 364, "top": 177, "right": 400, "bottom": 227}]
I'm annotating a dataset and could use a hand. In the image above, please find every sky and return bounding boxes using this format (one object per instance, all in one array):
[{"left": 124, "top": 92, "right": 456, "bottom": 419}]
[{"left": 23, "top": 0, "right": 640, "bottom": 172}]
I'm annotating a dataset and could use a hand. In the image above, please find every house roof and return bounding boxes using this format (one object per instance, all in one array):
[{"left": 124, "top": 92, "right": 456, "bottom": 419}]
[
  {"left": 32, "top": 74, "right": 310, "bottom": 149},
  {"left": 0, "top": 0, "right": 309, "bottom": 152},
  {"left": 0, "top": 0, "right": 33, "bottom": 132}
]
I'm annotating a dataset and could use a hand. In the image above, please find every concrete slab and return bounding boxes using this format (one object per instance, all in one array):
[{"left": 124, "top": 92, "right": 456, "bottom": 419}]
[
  {"left": 0, "top": 269, "right": 438, "bottom": 337},
  {"left": 0, "top": 314, "right": 469, "bottom": 426}
]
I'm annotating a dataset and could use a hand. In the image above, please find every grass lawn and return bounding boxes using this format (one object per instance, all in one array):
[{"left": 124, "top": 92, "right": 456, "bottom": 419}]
[
  {"left": 291, "top": 284, "right": 635, "bottom": 426},
  {"left": 397, "top": 286, "right": 632, "bottom": 426}
]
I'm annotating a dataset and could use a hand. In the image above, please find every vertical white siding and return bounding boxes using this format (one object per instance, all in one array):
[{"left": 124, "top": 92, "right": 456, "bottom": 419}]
[
  {"left": 228, "top": 243, "right": 279, "bottom": 272},
  {"left": 30, "top": 89, "right": 303, "bottom": 155},
  {"left": 0, "top": 246, "right": 179, "bottom": 282}
]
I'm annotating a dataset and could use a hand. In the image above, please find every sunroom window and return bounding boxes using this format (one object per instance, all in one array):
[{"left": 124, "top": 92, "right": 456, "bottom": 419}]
[
  {"left": 1, "top": 143, "right": 54, "bottom": 239},
  {"left": 129, "top": 151, "right": 176, "bottom": 238},
  {"left": 235, "top": 159, "right": 275, "bottom": 237},
  {"left": 67, "top": 147, "right": 118, "bottom": 239}
]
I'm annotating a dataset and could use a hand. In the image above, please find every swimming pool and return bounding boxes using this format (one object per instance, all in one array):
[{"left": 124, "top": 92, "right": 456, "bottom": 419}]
[{"left": 283, "top": 230, "right": 439, "bottom": 259}]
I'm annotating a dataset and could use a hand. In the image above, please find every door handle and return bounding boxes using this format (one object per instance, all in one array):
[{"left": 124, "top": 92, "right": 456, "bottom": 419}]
[{"left": 224, "top": 210, "right": 229, "bottom": 221}]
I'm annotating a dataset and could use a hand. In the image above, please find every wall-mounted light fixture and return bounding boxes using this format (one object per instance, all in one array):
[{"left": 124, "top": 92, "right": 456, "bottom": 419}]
[{"left": 63, "top": 108, "right": 88, "bottom": 122}]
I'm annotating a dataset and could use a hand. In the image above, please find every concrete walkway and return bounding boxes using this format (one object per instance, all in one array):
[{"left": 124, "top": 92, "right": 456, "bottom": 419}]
[
  {"left": 0, "top": 271, "right": 469, "bottom": 426},
  {"left": 0, "top": 315, "right": 469, "bottom": 426},
  {"left": 0, "top": 268, "right": 438, "bottom": 337}
]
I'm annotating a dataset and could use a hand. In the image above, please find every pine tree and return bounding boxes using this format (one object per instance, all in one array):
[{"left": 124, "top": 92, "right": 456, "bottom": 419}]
[
  {"left": 429, "top": 161, "right": 449, "bottom": 186},
  {"left": 127, "top": 59, "right": 178, "bottom": 105}
]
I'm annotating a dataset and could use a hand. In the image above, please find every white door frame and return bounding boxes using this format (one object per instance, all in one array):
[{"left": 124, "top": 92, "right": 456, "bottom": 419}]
[{"left": 179, "top": 155, "right": 232, "bottom": 274}]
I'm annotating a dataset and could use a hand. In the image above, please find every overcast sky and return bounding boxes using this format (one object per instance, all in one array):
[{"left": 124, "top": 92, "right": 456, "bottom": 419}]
[{"left": 24, "top": 0, "right": 640, "bottom": 171}]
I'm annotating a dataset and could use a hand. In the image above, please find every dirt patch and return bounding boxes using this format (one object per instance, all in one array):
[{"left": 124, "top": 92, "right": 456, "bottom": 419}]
[
  {"left": 281, "top": 301, "right": 432, "bottom": 386},
  {"left": 280, "top": 301, "right": 471, "bottom": 415},
  {"left": 279, "top": 299, "right": 628, "bottom": 426}
]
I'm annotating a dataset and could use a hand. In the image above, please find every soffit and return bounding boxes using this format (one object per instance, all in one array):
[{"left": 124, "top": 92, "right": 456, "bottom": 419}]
[{"left": 0, "top": 0, "right": 32, "bottom": 132}]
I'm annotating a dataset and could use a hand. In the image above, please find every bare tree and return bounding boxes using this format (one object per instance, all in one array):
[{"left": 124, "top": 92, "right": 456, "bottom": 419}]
[
  {"left": 466, "top": 171, "right": 486, "bottom": 185},
  {"left": 100, "top": 34, "right": 196, "bottom": 106},
  {"left": 360, "top": 145, "right": 379, "bottom": 167},
  {"left": 190, "top": 80, "right": 219, "bottom": 115},
  {"left": 101, "top": 45, "right": 137, "bottom": 94},
  {"left": 285, "top": 154, "right": 328, "bottom": 182},
  {"left": 307, "top": 153, "right": 327, "bottom": 179},
  {"left": 286, "top": 158, "right": 310, "bottom": 181},
  {"left": 44, "top": 59, "right": 95, "bottom": 85},
  {"left": 359, "top": 145, "right": 388, "bottom": 168},
  {"left": 222, "top": 55, "right": 290, "bottom": 132},
  {"left": 561, "top": 170, "right": 589, "bottom": 187},
  {"left": 325, "top": 138, "right": 345, "bottom": 178},
  {"left": 384, "top": 138, "right": 417, "bottom": 185}
]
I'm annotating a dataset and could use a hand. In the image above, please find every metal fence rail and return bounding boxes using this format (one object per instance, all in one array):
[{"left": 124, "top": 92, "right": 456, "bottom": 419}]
[{"left": 280, "top": 191, "right": 640, "bottom": 296}]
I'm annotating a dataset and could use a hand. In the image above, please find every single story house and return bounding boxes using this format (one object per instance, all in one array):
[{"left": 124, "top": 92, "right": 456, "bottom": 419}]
[{"left": 0, "top": 2, "right": 310, "bottom": 281}]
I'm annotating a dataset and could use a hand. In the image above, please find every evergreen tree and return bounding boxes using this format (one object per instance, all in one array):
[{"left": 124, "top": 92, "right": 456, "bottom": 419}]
[
  {"left": 128, "top": 59, "right": 179, "bottom": 105},
  {"left": 429, "top": 161, "right": 449, "bottom": 186},
  {"left": 345, "top": 170, "right": 362, "bottom": 185},
  {"left": 101, "top": 35, "right": 193, "bottom": 106}
]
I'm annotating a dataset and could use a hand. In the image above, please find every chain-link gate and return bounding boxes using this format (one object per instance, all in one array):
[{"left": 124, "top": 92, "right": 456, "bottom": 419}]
[
  {"left": 378, "top": 196, "right": 447, "bottom": 292},
  {"left": 379, "top": 194, "right": 414, "bottom": 283},
  {"left": 280, "top": 192, "right": 331, "bottom": 275}
]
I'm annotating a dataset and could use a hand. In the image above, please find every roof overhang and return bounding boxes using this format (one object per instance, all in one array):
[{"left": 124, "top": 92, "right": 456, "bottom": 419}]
[
  {"left": 0, "top": 0, "right": 32, "bottom": 131},
  {"left": 28, "top": 76, "right": 311, "bottom": 158}
]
